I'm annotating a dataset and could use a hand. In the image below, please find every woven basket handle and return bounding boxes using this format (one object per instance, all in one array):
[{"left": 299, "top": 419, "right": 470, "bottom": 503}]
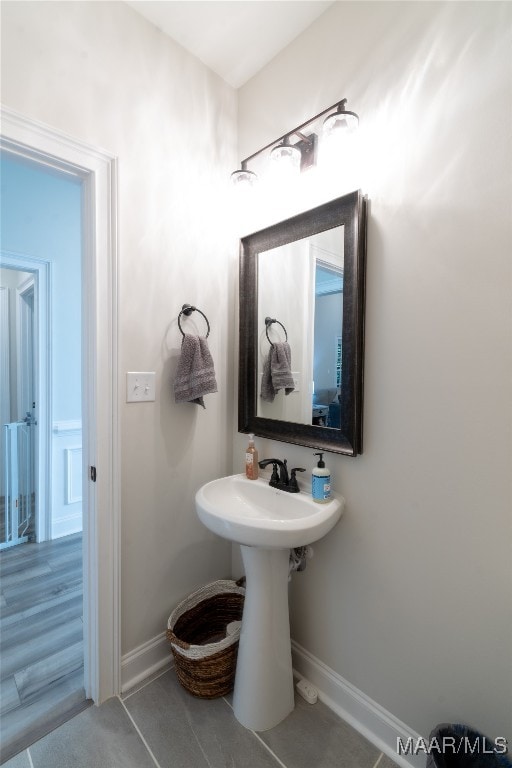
[{"left": 166, "top": 628, "right": 190, "bottom": 650}]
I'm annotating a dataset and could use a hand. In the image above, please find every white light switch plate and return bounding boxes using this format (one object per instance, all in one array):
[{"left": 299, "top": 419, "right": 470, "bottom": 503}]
[{"left": 126, "top": 372, "right": 156, "bottom": 402}]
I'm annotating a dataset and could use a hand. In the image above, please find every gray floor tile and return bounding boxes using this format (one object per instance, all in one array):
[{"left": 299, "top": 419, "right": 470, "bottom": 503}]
[
  {"left": 124, "top": 669, "right": 282, "bottom": 768},
  {"left": 258, "top": 695, "right": 381, "bottom": 768},
  {"left": 29, "top": 697, "right": 156, "bottom": 768},
  {"left": 1, "top": 750, "right": 31, "bottom": 768}
]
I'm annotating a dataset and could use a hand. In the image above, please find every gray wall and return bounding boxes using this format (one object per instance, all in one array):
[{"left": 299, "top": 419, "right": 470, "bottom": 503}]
[{"left": 236, "top": 0, "right": 512, "bottom": 745}]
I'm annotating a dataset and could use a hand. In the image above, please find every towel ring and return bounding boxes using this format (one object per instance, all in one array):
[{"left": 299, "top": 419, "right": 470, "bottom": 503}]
[
  {"left": 178, "top": 304, "right": 211, "bottom": 338},
  {"left": 265, "top": 316, "right": 288, "bottom": 346}
]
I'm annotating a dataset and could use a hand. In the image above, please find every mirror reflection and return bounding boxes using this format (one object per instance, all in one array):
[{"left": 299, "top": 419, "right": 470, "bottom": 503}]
[{"left": 257, "top": 227, "right": 344, "bottom": 428}]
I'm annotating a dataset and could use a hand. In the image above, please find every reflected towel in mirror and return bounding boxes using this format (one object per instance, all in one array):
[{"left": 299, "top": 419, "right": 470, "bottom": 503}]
[
  {"left": 174, "top": 334, "right": 218, "bottom": 408},
  {"left": 261, "top": 342, "right": 295, "bottom": 402}
]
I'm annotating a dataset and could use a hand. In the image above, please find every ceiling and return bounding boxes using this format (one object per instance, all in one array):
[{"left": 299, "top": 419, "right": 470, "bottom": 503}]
[{"left": 126, "top": 1, "right": 335, "bottom": 88}]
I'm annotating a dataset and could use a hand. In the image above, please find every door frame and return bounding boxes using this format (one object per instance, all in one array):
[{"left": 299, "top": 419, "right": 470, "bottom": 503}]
[{"left": 0, "top": 105, "right": 120, "bottom": 704}]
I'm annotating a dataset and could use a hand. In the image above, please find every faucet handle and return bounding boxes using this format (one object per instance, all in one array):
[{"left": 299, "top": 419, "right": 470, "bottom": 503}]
[
  {"left": 270, "top": 463, "right": 280, "bottom": 485},
  {"left": 289, "top": 467, "right": 306, "bottom": 492}
]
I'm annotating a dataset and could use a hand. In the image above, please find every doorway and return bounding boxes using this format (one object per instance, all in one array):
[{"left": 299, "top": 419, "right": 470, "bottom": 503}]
[
  {"left": 0, "top": 151, "right": 86, "bottom": 761},
  {"left": 0, "top": 106, "right": 119, "bottom": 758}
]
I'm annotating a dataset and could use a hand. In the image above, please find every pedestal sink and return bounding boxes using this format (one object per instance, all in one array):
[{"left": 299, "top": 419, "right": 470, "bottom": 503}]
[{"left": 195, "top": 473, "right": 344, "bottom": 731}]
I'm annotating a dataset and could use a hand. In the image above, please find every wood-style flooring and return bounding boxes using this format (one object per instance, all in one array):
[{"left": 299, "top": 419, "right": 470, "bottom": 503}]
[{"left": 0, "top": 533, "right": 89, "bottom": 764}]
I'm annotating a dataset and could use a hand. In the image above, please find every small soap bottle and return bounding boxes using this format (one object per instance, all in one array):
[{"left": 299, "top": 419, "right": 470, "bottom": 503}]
[
  {"left": 245, "top": 433, "right": 259, "bottom": 480},
  {"left": 312, "top": 452, "right": 331, "bottom": 503}
]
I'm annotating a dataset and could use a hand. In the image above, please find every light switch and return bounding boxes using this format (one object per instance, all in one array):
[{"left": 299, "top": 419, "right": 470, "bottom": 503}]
[{"left": 126, "top": 372, "right": 156, "bottom": 402}]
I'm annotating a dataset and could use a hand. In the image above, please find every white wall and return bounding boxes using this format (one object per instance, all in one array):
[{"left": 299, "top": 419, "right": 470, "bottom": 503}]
[
  {"left": 236, "top": 0, "right": 512, "bottom": 746},
  {"left": 1, "top": 0, "right": 237, "bottom": 657}
]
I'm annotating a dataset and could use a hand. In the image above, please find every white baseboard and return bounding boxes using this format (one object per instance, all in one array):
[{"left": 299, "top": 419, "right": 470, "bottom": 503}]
[
  {"left": 121, "top": 632, "right": 172, "bottom": 694},
  {"left": 291, "top": 640, "right": 425, "bottom": 768},
  {"left": 52, "top": 512, "right": 82, "bottom": 540}
]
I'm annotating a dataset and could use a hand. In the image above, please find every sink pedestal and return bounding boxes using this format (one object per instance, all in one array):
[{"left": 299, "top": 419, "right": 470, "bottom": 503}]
[
  {"left": 233, "top": 545, "right": 294, "bottom": 731},
  {"left": 196, "top": 473, "right": 343, "bottom": 730}
]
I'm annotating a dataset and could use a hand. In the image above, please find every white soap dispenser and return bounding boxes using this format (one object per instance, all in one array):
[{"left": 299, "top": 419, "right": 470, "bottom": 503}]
[{"left": 312, "top": 452, "right": 331, "bottom": 503}]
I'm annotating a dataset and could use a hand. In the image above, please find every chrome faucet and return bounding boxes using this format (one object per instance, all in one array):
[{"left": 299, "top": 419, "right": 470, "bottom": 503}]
[{"left": 258, "top": 458, "right": 305, "bottom": 493}]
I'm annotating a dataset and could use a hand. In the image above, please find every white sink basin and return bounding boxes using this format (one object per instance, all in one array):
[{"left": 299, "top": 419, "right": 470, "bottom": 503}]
[{"left": 195, "top": 473, "right": 343, "bottom": 549}]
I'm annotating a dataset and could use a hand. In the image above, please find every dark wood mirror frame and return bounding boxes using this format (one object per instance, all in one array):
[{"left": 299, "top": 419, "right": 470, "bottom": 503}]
[{"left": 238, "top": 190, "right": 368, "bottom": 456}]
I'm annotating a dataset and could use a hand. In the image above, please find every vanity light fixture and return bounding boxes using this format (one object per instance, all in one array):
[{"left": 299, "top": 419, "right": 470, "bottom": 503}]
[
  {"left": 322, "top": 99, "right": 359, "bottom": 136},
  {"left": 270, "top": 135, "right": 302, "bottom": 174},
  {"left": 230, "top": 98, "right": 358, "bottom": 186},
  {"left": 230, "top": 160, "right": 258, "bottom": 188}
]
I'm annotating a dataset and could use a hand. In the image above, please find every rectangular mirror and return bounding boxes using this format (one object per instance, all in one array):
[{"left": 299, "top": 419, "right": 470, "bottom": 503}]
[{"left": 239, "top": 190, "right": 367, "bottom": 455}]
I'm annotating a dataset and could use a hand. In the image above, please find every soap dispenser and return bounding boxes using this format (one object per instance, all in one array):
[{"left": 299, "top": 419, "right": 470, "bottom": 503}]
[
  {"left": 312, "top": 452, "right": 331, "bottom": 503},
  {"left": 245, "top": 433, "right": 259, "bottom": 480}
]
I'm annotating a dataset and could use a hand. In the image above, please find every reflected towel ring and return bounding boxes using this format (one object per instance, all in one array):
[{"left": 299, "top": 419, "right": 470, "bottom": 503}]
[
  {"left": 265, "top": 316, "right": 288, "bottom": 346},
  {"left": 178, "top": 304, "right": 211, "bottom": 338}
]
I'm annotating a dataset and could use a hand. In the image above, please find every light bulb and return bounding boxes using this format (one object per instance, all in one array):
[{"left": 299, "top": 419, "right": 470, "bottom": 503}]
[
  {"left": 270, "top": 141, "right": 301, "bottom": 177},
  {"left": 230, "top": 169, "right": 257, "bottom": 188},
  {"left": 323, "top": 109, "right": 359, "bottom": 137}
]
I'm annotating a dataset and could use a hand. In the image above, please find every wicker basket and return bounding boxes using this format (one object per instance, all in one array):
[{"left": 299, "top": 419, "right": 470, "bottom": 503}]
[{"left": 166, "top": 579, "right": 245, "bottom": 698}]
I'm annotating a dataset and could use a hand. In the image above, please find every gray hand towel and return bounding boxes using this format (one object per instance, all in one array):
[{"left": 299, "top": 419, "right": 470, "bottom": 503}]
[
  {"left": 261, "top": 351, "right": 276, "bottom": 402},
  {"left": 260, "top": 342, "right": 294, "bottom": 402},
  {"left": 174, "top": 334, "right": 218, "bottom": 408}
]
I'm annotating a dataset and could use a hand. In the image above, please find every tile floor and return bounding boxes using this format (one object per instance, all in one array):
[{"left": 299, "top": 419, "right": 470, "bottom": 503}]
[{"left": 2, "top": 665, "right": 400, "bottom": 768}]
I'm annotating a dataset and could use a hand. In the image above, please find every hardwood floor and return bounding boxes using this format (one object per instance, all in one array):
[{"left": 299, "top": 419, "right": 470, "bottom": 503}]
[{"left": 0, "top": 533, "right": 89, "bottom": 764}]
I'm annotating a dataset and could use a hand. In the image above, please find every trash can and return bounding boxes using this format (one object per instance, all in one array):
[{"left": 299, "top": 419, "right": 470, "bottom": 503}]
[
  {"left": 166, "top": 579, "right": 245, "bottom": 699},
  {"left": 426, "top": 724, "right": 511, "bottom": 768}
]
